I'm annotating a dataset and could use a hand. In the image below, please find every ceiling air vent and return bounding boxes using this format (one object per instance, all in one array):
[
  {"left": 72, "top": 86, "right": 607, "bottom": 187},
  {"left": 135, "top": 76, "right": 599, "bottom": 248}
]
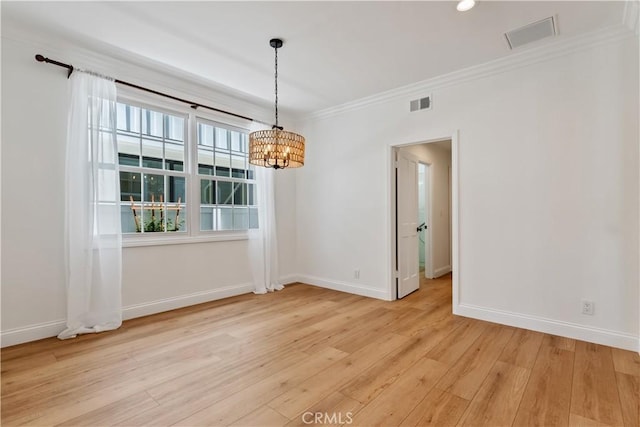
[
  {"left": 505, "top": 16, "right": 557, "bottom": 50},
  {"left": 410, "top": 95, "right": 431, "bottom": 112}
]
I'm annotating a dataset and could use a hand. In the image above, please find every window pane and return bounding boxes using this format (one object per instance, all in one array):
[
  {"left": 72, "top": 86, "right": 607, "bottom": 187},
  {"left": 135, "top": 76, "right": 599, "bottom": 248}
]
[
  {"left": 217, "top": 181, "right": 233, "bottom": 205},
  {"left": 121, "top": 204, "right": 141, "bottom": 233},
  {"left": 241, "top": 133, "right": 248, "bottom": 153},
  {"left": 168, "top": 204, "right": 186, "bottom": 232},
  {"left": 142, "top": 109, "right": 163, "bottom": 138},
  {"left": 217, "top": 207, "right": 233, "bottom": 230},
  {"left": 247, "top": 183, "right": 255, "bottom": 206},
  {"left": 141, "top": 202, "right": 164, "bottom": 232},
  {"left": 119, "top": 153, "right": 139, "bottom": 167},
  {"left": 230, "top": 131, "right": 242, "bottom": 152},
  {"left": 233, "top": 207, "right": 249, "bottom": 230},
  {"left": 143, "top": 174, "right": 164, "bottom": 202},
  {"left": 198, "top": 148, "right": 214, "bottom": 175},
  {"left": 201, "top": 179, "right": 215, "bottom": 205},
  {"left": 214, "top": 151, "right": 231, "bottom": 177},
  {"left": 198, "top": 123, "right": 214, "bottom": 147},
  {"left": 200, "top": 207, "right": 214, "bottom": 231},
  {"left": 215, "top": 127, "right": 229, "bottom": 149},
  {"left": 165, "top": 142, "right": 184, "bottom": 171},
  {"left": 168, "top": 176, "right": 185, "bottom": 203},
  {"left": 249, "top": 207, "right": 259, "bottom": 229},
  {"left": 142, "top": 138, "right": 163, "bottom": 169},
  {"left": 120, "top": 171, "right": 141, "bottom": 202},
  {"left": 231, "top": 154, "right": 246, "bottom": 178},
  {"left": 118, "top": 134, "right": 140, "bottom": 166},
  {"left": 165, "top": 115, "right": 184, "bottom": 142},
  {"left": 117, "top": 103, "right": 140, "bottom": 133},
  {"left": 233, "top": 182, "right": 246, "bottom": 206}
]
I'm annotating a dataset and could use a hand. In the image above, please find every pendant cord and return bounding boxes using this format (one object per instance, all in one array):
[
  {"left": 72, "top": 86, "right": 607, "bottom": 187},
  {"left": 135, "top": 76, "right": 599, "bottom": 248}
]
[{"left": 274, "top": 45, "right": 279, "bottom": 128}]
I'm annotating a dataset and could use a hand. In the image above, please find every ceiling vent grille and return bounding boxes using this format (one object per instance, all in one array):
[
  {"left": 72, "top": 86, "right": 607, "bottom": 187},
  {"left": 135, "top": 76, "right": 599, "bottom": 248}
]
[
  {"left": 410, "top": 95, "right": 431, "bottom": 112},
  {"left": 505, "top": 16, "right": 557, "bottom": 49}
]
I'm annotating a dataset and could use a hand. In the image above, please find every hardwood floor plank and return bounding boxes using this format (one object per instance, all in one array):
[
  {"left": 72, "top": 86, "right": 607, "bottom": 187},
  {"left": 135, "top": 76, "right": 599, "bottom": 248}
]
[
  {"left": 349, "top": 358, "right": 448, "bottom": 427},
  {"left": 457, "top": 360, "right": 530, "bottom": 427},
  {"left": 571, "top": 342, "right": 624, "bottom": 426},
  {"left": 0, "top": 351, "right": 57, "bottom": 377},
  {"left": 144, "top": 328, "right": 315, "bottom": 404},
  {"left": 340, "top": 320, "right": 462, "bottom": 404},
  {"left": 611, "top": 348, "right": 640, "bottom": 377},
  {"left": 544, "top": 334, "right": 577, "bottom": 352},
  {"left": 229, "top": 406, "right": 291, "bottom": 427},
  {"left": 424, "top": 319, "right": 487, "bottom": 365},
  {"left": 616, "top": 372, "right": 639, "bottom": 427},
  {"left": 267, "top": 333, "right": 409, "bottom": 419},
  {"left": 173, "top": 346, "right": 348, "bottom": 426},
  {"left": 569, "top": 413, "right": 614, "bottom": 426},
  {"left": 434, "top": 324, "right": 514, "bottom": 400},
  {"left": 54, "top": 391, "right": 159, "bottom": 427},
  {"left": 513, "top": 344, "right": 575, "bottom": 427},
  {"left": 4, "top": 350, "right": 220, "bottom": 426},
  {"left": 498, "top": 328, "right": 544, "bottom": 369},
  {"left": 399, "top": 388, "right": 469, "bottom": 427},
  {"left": 122, "top": 348, "right": 311, "bottom": 426}
]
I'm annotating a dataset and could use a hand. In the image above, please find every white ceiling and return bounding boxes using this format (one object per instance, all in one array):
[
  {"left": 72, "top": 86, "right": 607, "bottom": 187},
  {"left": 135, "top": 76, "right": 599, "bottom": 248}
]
[{"left": 2, "top": 1, "right": 626, "bottom": 114}]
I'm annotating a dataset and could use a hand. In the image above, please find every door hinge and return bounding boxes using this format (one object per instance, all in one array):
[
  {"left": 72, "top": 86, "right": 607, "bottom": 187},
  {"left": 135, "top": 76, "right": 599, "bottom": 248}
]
[{"left": 394, "top": 270, "right": 399, "bottom": 279}]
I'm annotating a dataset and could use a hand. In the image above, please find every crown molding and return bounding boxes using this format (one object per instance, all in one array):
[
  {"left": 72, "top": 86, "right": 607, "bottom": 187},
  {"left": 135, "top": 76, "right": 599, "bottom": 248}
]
[
  {"left": 303, "top": 24, "right": 635, "bottom": 122},
  {"left": 1, "top": 20, "right": 281, "bottom": 126}
]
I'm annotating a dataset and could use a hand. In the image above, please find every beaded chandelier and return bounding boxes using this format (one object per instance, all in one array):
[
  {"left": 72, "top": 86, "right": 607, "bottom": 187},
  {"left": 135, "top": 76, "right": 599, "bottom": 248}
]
[{"left": 248, "top": 39, "right": 305, "bottom": 170}]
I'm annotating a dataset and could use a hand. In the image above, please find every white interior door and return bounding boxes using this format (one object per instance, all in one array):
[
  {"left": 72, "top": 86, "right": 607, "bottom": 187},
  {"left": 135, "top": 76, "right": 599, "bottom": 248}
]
[{"left": 397, "top": 149, "right": 419, "bottom": 298}]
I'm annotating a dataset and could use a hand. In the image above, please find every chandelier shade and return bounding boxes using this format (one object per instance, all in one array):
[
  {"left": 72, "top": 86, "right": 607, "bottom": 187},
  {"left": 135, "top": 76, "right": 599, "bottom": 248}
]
[
  {"left": 249, "top": 38, "right": 305, "bottom": 170},
  {"left": 249, "top": 129, "right": 305, "bottom": 169}
]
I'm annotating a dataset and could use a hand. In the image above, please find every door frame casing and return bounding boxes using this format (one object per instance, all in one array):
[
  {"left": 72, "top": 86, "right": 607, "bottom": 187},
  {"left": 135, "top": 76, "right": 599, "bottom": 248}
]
[
  {"left": 419, "top": 161, "right": 434, "bottom": 279},
  {"left": 388, "top": 131, "right": 460, "bottom": 309}
]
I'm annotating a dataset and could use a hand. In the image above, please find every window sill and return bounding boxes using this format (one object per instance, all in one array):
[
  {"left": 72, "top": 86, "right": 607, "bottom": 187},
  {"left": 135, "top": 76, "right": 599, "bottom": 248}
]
[{"left": 122, "top": 232, "right": 248, "bottom": 248}]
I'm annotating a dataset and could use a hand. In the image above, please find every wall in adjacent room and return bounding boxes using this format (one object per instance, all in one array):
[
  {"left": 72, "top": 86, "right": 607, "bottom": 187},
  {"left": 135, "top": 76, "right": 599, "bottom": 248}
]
[{"left": 295, "top": 28, "right": 639, "bottom": 350}]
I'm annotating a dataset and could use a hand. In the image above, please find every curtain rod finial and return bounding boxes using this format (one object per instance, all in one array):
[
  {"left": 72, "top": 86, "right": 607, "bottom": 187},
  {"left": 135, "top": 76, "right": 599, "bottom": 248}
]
[{"left": 35, "top": 54, "right": 46, "bottom": 62}]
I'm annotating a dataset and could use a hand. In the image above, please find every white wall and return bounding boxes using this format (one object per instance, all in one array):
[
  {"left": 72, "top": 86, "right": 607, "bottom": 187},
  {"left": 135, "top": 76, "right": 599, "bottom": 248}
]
[
  {"left": 0, "top": 29, "right": 298, "bottom": 346},
  {"left": 402, "top": 142, "right": 452, "bottom": 277},
  {"left": 296, "top": 30, "right": 639, "bottom": 350}
]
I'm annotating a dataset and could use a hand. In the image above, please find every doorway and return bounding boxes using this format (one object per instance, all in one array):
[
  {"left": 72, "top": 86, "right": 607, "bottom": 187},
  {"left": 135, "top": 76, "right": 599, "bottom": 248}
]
[
  {"left": 418, "top": 162, "right": 433, "bottom": 279},
  {"left": 391, "top": 134, "right": 458, "bottom": 302}
]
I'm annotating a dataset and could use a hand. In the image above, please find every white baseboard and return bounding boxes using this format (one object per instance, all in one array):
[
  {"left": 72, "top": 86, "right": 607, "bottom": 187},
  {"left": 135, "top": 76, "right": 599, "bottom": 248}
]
[
  {"left": 0, "top": 319, "right": 67, "bottom": 348},
  {"left": 434, "top": 265, "right": 452, "bottom": 278},
  {"left": 278, "top": 274, "right": 300, "bottom": 285},
  {"left": 1, "top": 282, "right": 254, "bottom": 348},
  {"left": 297, "top": 274, "right": 391, "bottom": 301},
  {"left": 454, "top": 303, "right": 639, "bottom": 352},
  {"left": 121, "top": 282, "right": 254, "bottom": 321}
]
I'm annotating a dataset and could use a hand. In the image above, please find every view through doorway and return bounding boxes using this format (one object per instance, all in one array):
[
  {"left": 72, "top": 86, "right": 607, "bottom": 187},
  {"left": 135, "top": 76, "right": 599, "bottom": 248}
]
[{"left": 395, "top": 139, "right": 453, "bottom": 299}]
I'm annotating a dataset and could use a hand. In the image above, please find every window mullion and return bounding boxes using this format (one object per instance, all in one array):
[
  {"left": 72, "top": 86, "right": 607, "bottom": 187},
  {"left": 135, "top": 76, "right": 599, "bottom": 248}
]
[{"left": 188, "top": 111, "right": 199, "bottom": 238}]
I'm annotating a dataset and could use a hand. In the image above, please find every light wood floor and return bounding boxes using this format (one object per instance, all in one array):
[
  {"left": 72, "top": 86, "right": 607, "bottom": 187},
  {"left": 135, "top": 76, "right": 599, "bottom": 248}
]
[{"left": 2, "top": 275, "right": 639, "bottom": 426}]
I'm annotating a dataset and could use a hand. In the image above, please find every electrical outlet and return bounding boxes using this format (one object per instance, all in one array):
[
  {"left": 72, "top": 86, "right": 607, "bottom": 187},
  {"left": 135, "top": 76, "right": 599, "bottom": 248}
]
[
  {"left": 354, "top": 269, "right": 360, "bottom": 279},
  {"left": 581, "top": 300, "right": 594, "bottom": 315}
]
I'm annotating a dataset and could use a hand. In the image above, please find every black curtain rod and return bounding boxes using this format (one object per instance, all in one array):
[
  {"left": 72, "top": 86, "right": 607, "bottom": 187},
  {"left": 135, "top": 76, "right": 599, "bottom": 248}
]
[{"left": 35, "top": 54, "right": 260, "bottom": 124}]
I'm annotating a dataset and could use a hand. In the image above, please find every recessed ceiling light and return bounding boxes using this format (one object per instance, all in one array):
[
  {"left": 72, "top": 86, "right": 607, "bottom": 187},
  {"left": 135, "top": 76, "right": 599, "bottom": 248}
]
[{"left": 457, "top": 0, "right": 476, "bottom": 12}]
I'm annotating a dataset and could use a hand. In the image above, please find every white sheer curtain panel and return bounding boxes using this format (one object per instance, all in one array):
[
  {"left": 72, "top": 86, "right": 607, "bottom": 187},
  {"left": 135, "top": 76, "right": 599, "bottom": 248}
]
[
  {"left": 58, "top": 71, "right": 122, "bottom": 340},
  {"left": 248, "top": 126, "right": 282, "bottom": 294}
]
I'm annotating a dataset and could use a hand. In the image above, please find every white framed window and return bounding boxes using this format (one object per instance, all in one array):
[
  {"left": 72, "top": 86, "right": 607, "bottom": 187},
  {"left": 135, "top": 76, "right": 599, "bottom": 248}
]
[
  {"left": 116, "top": 98, "right": 257, "bottom": 245},
  {"left": 196, "top": 118, "right": 258, "bottom": 232}
]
